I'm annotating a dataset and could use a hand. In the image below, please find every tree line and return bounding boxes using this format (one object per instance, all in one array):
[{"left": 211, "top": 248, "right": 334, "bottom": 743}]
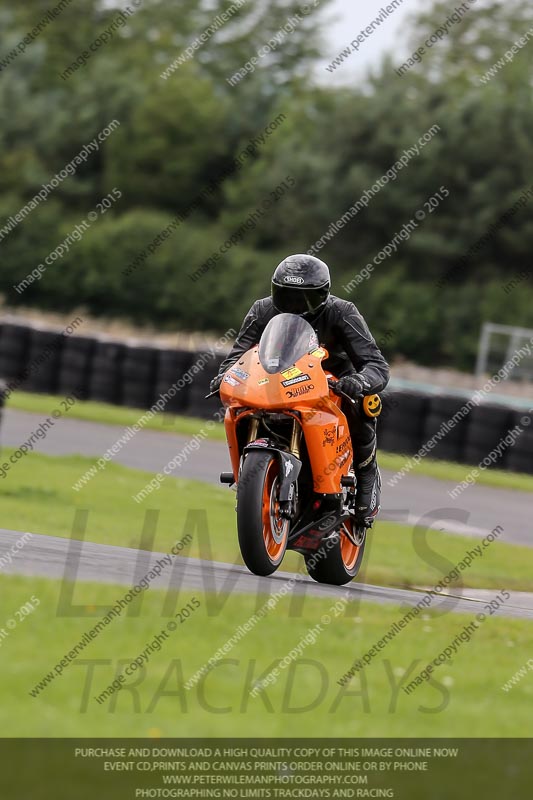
[{"left": 1, "top": 0, "right": 532, "bottom": 369}]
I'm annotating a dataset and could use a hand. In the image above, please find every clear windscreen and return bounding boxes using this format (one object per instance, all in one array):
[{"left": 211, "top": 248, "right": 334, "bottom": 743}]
[{"left": 258, "top": 314, "right": 319, "bottom": 374}]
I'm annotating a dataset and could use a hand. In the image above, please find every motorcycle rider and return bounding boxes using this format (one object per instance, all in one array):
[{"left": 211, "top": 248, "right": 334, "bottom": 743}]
[{"left": 210, "top": 254, "right": 390, "bottom": 526}]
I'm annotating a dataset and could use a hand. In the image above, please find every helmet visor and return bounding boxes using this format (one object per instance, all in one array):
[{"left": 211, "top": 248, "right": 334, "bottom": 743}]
[{"left": 272, "top": 284, "right": 329, "bottom": 315}]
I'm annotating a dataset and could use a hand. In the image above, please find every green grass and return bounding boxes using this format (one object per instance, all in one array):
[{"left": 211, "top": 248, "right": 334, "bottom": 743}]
[
  {"left": 7, "top": 389, "right": 217, "bottom": 439},
  {"left": 2, "top": 448, "right": 533, "bottom": 592},
  {"left": 8, "top": 389, "right": 533, "bottom": 492},
  {"left": 4, "top": 573, "right": 533, "bottom": 737},
  {"left": 381, "top": 451, "right": 533, "bottom": 493}
]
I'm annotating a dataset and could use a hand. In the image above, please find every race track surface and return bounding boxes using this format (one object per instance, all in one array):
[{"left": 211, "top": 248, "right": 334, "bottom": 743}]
[
  {"left": 1, "top": 528, "right": 533, "bottom": 619},
  {"left": 3, "top": 409, "right": 532, "bottom": 547},
  {"left": 1, "top": 408, "right": 532, "bottom": 616}
]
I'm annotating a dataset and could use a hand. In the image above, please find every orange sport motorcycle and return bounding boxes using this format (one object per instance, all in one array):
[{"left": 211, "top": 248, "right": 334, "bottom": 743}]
[{"left": 217, "top": 314, "right": 382, "bottom": 586}]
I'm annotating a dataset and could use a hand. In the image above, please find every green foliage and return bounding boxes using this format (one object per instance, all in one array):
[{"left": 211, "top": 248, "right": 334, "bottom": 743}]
[
  {"left": 1, "top": 0, "right": 533, "bottom": 368},
  {"left": 104, "top": 66, "right": 233, "bottom": 212}
]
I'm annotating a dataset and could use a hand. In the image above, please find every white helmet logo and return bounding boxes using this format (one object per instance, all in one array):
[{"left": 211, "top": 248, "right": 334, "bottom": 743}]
[{"left": 284, "top": 275, "right": 304, "bottom": 285}]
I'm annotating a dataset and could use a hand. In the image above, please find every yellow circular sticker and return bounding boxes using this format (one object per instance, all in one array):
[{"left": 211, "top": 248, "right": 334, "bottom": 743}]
[{"left": 363, "top": 394, "right": 382, "bottom": 417}]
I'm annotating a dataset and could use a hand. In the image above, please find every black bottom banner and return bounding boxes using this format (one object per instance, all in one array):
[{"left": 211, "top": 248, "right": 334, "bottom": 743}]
[{"left": 1, "top": 738, "right": 532, "bottom": 799}]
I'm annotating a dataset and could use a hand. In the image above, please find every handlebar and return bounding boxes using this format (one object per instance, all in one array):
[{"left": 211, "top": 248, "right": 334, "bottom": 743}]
[{"left": 327, "top": 378, "right": 357, "bottom": 405}]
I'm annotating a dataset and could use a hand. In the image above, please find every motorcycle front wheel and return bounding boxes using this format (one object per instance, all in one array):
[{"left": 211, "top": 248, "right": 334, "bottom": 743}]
[{"left": 237, "top": 451, "right": 289, "bottom": 576}]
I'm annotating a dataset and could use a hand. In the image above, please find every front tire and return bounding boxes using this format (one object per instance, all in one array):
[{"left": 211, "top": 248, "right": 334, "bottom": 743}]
[
  {"left": 305, "top": 520, "right": 366, "bottom": 586},
  {"left": 237, "top": 452, "right": 289, "bottom": 576}
]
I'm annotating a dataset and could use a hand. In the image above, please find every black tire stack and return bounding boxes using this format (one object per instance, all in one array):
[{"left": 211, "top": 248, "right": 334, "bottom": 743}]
[
  {"left": 506, "top": 409, "right": 533, "bottom": 475},
  {"left": 0, "top": 379, "right": 6, "bottom": 443},
  {"left": 422, "top": 395, "right": 471, "bottom": 462},
  {"left": 58, "top": 335, "right": 96, "bottom": 399},
  {"left": 463, "top": 403, "right": 514, "bottom": 468},
  {"left": 184, "top": 352, "right": 226, "bottom": 419},
  {"left": 155, "top": 349, "right": 195, "bottom": 414},
  {"left": 378, "top": 391, "right": 430, "bottom": 455},
  {"left": 22, "top": 328, "right": 64, "bottom": 395},
  {"left": 121, "top": 345, "right": 158, "bottom": 410},
  {"left": 89, "top": 339, "right": 127, "bottom": 405},
  {"left": 0, "top": 323, "right": 31, "bottom": 384}
]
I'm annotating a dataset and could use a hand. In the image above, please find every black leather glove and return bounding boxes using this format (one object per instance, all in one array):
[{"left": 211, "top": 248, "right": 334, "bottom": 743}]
[
  {"left": 334, "top": 373, "right": 369, "bottom": 400},
  {"left": 209, "top": 375, "right": 223, "bottom": 394}
]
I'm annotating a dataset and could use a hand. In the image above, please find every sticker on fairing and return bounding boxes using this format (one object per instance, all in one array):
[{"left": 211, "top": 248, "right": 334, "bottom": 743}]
[
  {"left": 322, "top": 426, "right": 335, "bottom": 446},
  {"left": 231, "top": 367, "right": 249, "bottom": 380},
  {"left": 286, "top": 384, "right": 315, "bottom": 398},
  {"left": 224, "top": 375, "right": 239, "bottom": 387},
  {"left": 258, "top": 378, "right": 269, "bottom": 385},
  {"left": 281, "top": 366, "right": 302, "bottom": 380},
  {"left": 281, "top": 374, "right": 311, "bottom": 387},
  {"left": 310, "top": 347, "right": 326, "bottom": 359}
]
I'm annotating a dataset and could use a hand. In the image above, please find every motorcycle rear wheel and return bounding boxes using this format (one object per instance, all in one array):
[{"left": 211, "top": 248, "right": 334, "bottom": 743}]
[
  {"left": 304, "top": 520, "right": 366, "bottom": 586},
  {"left": 237, "top": 451, "right": 289, "bottom": 576}
]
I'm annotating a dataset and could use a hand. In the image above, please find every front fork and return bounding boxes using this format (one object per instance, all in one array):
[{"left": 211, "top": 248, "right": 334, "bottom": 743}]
[
  {"left": 247, "top": 416, "right": 260, "bottom": 444},
  {"left": 243, "top": 414, "right": 302, "bottom": 520},
  {"left": 246, "top": 414, "right": 302, "bottom": 456},
  {"left": 290, "top": 417, "right": 302, "bottom": 458}
]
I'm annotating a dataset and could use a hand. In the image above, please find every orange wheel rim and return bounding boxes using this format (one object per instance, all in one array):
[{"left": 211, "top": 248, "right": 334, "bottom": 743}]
[
  {"left": 340, "top": 520, "right": 362, "bottom": 571},
  {"left": 261, "top": 460, "right": 288, "bottom": 563}
]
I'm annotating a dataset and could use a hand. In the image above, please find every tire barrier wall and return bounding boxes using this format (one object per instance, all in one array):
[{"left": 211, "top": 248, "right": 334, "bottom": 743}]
[
  {"left": 378, "top": 390, "right": 533, "bottom": 474},
  {"left": 0, "top": 380, "right": 6, "bottom": 447},
  {"left": 0, "top": 321, "right": 531, "bottom": 474}
]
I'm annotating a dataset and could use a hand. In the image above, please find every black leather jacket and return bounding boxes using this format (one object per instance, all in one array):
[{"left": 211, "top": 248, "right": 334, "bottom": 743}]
[{"left": 218, "top": 295, "right": 390, "bottom": 394}]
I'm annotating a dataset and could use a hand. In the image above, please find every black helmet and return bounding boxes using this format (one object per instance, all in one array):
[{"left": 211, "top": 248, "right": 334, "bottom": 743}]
[{"left": 271, "top": 254, "right": 331, "bottom": 317}]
